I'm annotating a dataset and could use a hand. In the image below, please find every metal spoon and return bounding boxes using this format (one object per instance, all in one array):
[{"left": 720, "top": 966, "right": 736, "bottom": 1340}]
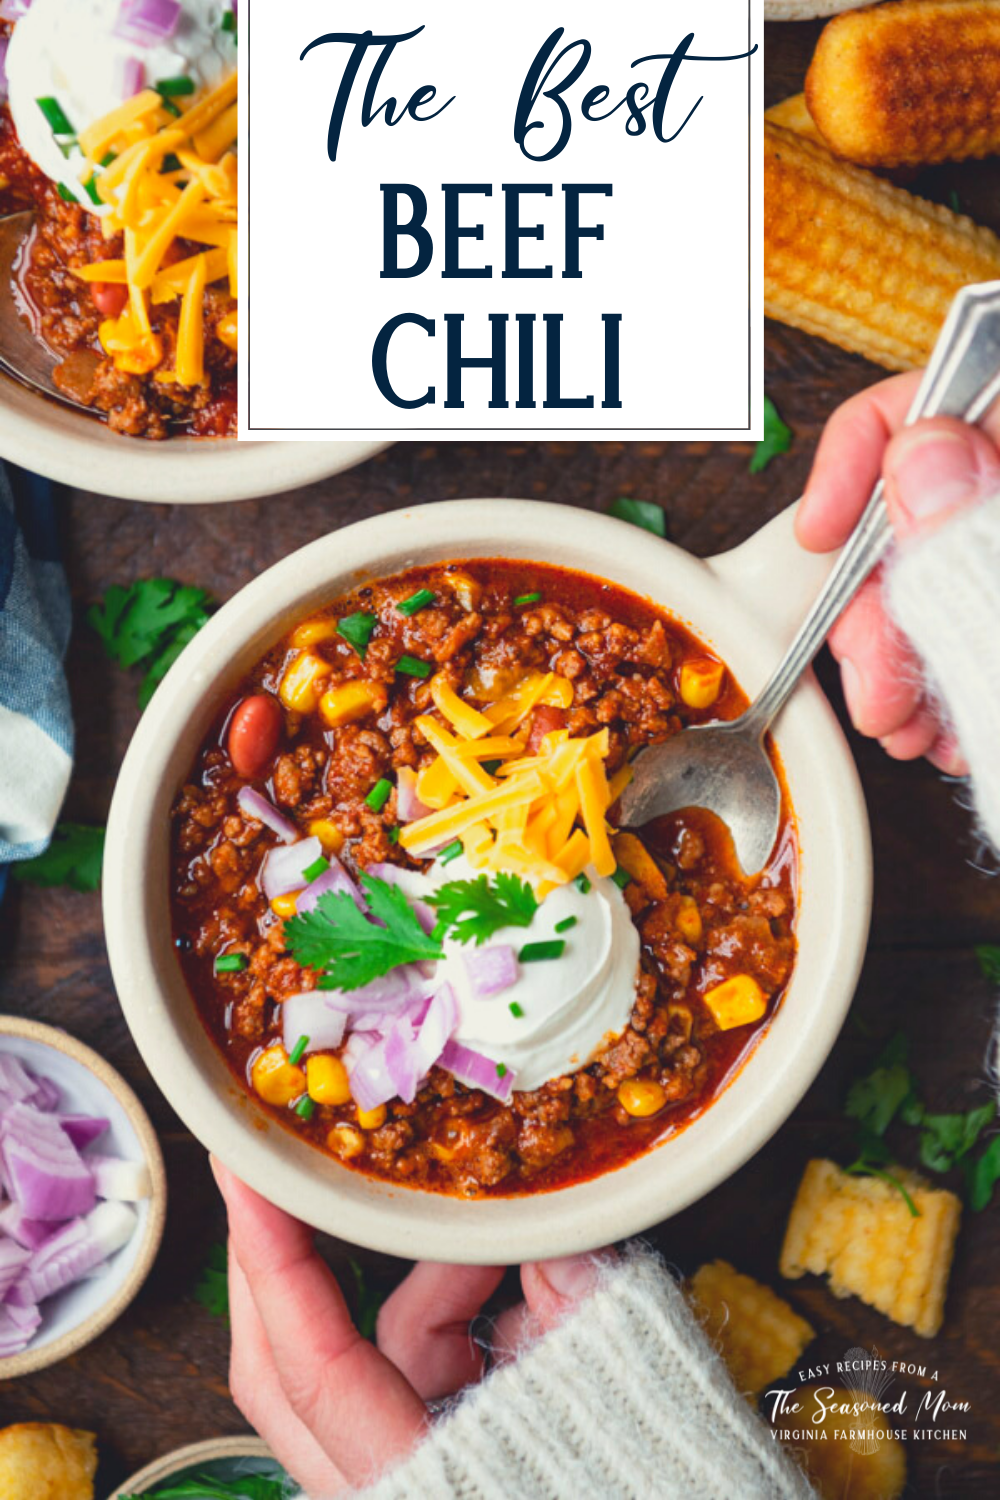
[
  {"left": 0, "top": 210, "right": 95, "bottom": 414},
  {"left": 619, "top": 280, "right": 1000, "bottom": 876}
]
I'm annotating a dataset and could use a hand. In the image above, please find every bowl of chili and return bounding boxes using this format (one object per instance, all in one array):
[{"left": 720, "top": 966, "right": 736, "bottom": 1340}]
[{"left": 102, "top": 499, "right": 872, "bottom": 1261}]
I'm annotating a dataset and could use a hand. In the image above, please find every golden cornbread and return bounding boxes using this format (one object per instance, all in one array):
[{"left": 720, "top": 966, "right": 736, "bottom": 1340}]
[
  {"left": 765, "top": 92, "right": 825, "bottom": 147},
  {"left": 764, "top": 122, "right": 1000, "bottom": 370},
  {"left": 806, "top": 0, "right": 1000, "bottom": 167},
  {"left": 0, "top": 1424, "right": 97, "bottom": 1500},
  {"left": 688, "top": 1260, "right": 815, "bottom": 1397}
]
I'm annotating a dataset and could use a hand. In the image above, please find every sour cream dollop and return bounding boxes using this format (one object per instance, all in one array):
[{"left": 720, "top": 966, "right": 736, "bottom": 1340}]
[
  {"left": 431, "top": 856, "right": 640, "bottom": 1092},
  {"left": 6, "top": 0, "right": 235, "bottom": 207}
]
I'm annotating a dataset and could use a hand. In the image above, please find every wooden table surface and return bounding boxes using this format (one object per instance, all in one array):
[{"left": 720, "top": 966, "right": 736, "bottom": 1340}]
[{"left": 2, "top": 20, "right": 999, "bottom": 1498}]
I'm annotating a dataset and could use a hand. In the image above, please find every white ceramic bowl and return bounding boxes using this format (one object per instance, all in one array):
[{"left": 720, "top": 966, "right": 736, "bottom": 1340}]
[
  {"left": 103, "top": 500, "right": 872, "bottom": 1262},
  {"left": 0, "top": 373, "right": 387, "bottom": 504},
  {"left": 109, "top": 1437, "right": 277, "bottom": 1500},
  {"left": 0, "top": 1016, "right": 166, "bottom": 1376}
]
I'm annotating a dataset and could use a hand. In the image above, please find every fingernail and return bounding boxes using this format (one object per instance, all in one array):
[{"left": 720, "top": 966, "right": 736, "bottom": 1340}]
[
  {"left": 887, "top": 427, "right": 983, "bottom": 524},
  {"left": 840, "top": 658, "right": 867, "bottom": 731},
  {"left": 537, "top": 1253, "right": 603, "bottom": 1302}
]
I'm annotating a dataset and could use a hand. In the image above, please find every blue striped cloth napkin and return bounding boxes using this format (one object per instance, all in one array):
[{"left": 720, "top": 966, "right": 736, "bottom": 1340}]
[{"left": 0, "top": 465, "right": 73, "bottom": 896}]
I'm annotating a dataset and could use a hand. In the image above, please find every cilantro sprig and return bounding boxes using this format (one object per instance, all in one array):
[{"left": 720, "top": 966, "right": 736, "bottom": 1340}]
[
  {"left": 608, "top": 497, "right": 666, "bottom": 537},
  {"left": 13, "top": 822, "right": 105, "bottom": 893},
  {"left": 285, "top": 875, "right": 443, "bottom": 990},
  {"left": 193, "top": 1241, "right": 230, "bottom": 1325},
  {"left": 87, "top": 578, "right": 215, "bottom": 709},
  {"left": 750, "top": 395, "right": 793, "bottom": 475},
  {"left": 427, "top": 872, "right": 538, "bottom": 946}
]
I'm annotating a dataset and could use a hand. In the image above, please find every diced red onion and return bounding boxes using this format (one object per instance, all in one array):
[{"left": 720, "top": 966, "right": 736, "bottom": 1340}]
[
  {"left": 0, "top": 1056, "right": 57, "bottom": 1113},
  {"left": 462, "top": 944, "right": 518, "bottom": 998},
  {"left": 0, "top": 1237, "right": 30, "bottom": 1300},
  {"left": 440, "top": 1039, "right": 515, "bottom": 1103},
  {"left": 0, "top": 1201, "right": 57, "bottom": 1251},
  {"left": 237, "top": 786, "right": 299, "bottom": 845},
  {"left": 347, "top": 1037, "right": 398, "bottom": 1114},
  {"left": 58, "top": 1115, "right": 109, "bottom": 1151},
  {"left": 116, "top": 53, "right": 146, "bottom": 101},
  {"left": 365, "top": 863, "right": 435, "bottom": 933},
  {"left": 11, "top": 1201, "right": 137, "bottom": 1305},
  {"left": 86, "top": 1155, "right": 152, "bottom": 1203},
  {"left": 0, "top": 1300, "right": 39, "bottom": 1357},
  {"left": 113, "top": 0, "right": 181, "bottom": 47},
  {"left": 261, "top": 836, "right": 323, "bottom": 901},
  {"left": 0, "top": 1, "right": 33, "bottom": 22},
  {"left": 313, "top": 965, "right": 428, "bottom": 1019},
  {"left": 411, "top": 982, "right": 459, "bottom": 1074},
  {"left": 0, "top": 1104, "right": 95, "bottom": 1221},
  {"left": 341, "top": 1030, "right": 380, "bottom": 1070},
  {"left": 0, "top": 36, "right": 9, "bottom": 102},
  {"left": 394, "top": 767, "right": 433, "bottom": 824},
  {"left": 384, "top": 1019, "right": 422, "bottom": 1104},
  {"left": 281, "top": 993, "right": 347, "bottom": 1057},
  {"left": 296, "top": 855, "right": 364, "bottom": 915}
]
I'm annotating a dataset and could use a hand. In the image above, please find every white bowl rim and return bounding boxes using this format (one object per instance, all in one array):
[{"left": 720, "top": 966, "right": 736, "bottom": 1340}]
[{"left": 103, "top": 498, "right": 872, "bottom": 1262}]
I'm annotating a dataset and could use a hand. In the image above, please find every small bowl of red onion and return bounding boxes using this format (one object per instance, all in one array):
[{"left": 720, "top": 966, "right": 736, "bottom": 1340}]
[{"left": 0, "top": 1015, "right": 166, "bottom": 1377}]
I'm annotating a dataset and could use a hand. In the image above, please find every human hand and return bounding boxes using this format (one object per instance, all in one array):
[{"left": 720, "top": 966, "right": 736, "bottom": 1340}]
[
  {"left": 212, "top": 1160, "right": 608, "bottom": 1497},
  {"left": 796, "top": 369, "right": 1000, "bottom": 774}
]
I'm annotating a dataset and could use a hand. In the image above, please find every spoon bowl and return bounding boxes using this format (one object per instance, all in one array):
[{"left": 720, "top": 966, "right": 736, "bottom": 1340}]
[{"left": 0, "top": 210, "right": 94, "bottom": 413}]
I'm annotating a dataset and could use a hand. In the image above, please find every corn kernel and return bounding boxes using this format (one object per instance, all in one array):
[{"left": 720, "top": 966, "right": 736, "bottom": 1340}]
[
  {"left": 540, "top": 674, "right": 574, "bottom": 709},
  {"left": 252, "top": 1045, "right": 306, "bottom": 1107},
  {"left": 217, "top": 311, "right": 238, "bottom": 351},
  {"left": 327, "top": 1123, "right": 365, "bottom": 1159},
  {"left": 357, "top": 1104, "right": 387, "bottom": 1130},
  {"left": 279, "top": 652, "right": 328, "bottom": 713},
  {"left": 293, "top": 617, "right": 340, "bottom": 648},
  {"left": 307, "top": 1054, "right": 352, "bottom": 1106},
  {"left": 270, "top": 892, "right": 299, "bottom": 919},
  {"left": 319, "top": 681, "right": 383, "bottom": 729},
  {"left": 676, "top": 895, "right": 703, "bottom": 945},
  {"left": 618, "top": 1078, "right": 668, "bottom": 1118},
  {"left": 679, "top": 657, "right": 725, "bottom": 710},
  {"left": 309, "top": 818, "right": 345, "bottom": 854},
  {"left": 703, "top": 974, "right": 767, "bottom": 1031}
]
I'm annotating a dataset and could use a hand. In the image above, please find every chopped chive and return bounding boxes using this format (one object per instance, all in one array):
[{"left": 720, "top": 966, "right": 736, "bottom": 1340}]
[
  {"left": 438, "top": 839, "right": 463, "bottom": 865},
  {"left": 295, "top": 1095, "right": 316, "bottom": 1120},
  {"left": 56, "top": 182, "right": 76, "bottom": 203},
  {"left": 55, "top": 136, "right": 79, "bottom": 160},
  {"left": 519, "top": 940, "right": 566, "bottom": 963},
  {"left": 222, "top": 9, "right": 237, "bottom": 31},
  {"left": 288, "top": 1035, "right": 309, "bottom": 1066},
  {"left": 396, "top": 654, "right": 432, "bottom": 679},
  {"left": 158, "top": 95, "right": 182, "bottom": 117},
  {"left": 496, "top": 1063, "right": 508, "bottom": 1078},
  {"left": 481, "top": 759, "right": 501, "bottom": 776},
  {"left": 366, "top": 777, "right": 393, "bottom": 812},
  {"left": 100, "top": 150, "right": 117, "bottom": 168},
  {"left": 554, "top": 915, "right": 577, "bottom": 933},
  {"left": 82, "top": 175, "right": 101, "bottom": 206},
  {"left": 36, "top": 96, "right": 75, "bottom": 136},
  {"left": 387, "top": 825, "right": 400, "bottom": 844},
  {"left": 513, "top": 592, "right": 541, "bottom": 607},
  {"left": 574, "top": 874, "right": 592, "bottom": 894},
  {"left": 214, "top": 952, "right": 247, "bottom": 974},
  {"left": 397, "top": 588, "right": 436, "bottom": 617},
  {"left": 302, "top": 857, "right": 328, "bottom": 883},
  {"left": 509, "top": 1001, "right": 525, "bottom": 1018},
  {"left": 337, "top": 612, "right": 377, "bottom": 658},
  {"left": 156, "top": 76, "right": 196, "bottom": 96},
  {"left": 160, "top": 152, "right": 183, "bottom": 174},
  {"left": 612, "top": 866, "right": 631, "bottom": 889}
]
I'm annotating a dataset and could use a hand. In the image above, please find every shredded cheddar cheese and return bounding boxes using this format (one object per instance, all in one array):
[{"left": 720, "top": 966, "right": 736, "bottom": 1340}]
[
  {"left": 398, "top": 670, "right": 620, "bottom": 893},
  {"left": 69, "top": 73, "right": 238, "bottom": 385}
]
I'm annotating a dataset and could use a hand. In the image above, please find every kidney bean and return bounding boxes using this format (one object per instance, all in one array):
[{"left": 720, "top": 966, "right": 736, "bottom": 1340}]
[
  {"left": 91, "top": 282, "right": 128, "bottom": 319},
  {"left": 526, "top": 704, "right": 566, "bottom": 754},
  {"left": 228, "top": 694, "right": 284, "bottom": 778}
]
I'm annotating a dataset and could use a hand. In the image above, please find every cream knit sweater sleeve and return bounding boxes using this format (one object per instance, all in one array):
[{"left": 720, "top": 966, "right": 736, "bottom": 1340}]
[
  {"left": 297, "top": 1253, "right": 815, "bottom": 1500},
  {"left": 885, "top": 492, "right": 1000, "bottom": 854}
]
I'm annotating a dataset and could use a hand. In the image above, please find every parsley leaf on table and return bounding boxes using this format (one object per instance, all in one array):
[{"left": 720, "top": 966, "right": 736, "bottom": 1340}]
[
  {"left": 349, "top": 1258, "right": 387, "bottom": 1341},
  {"left": 285, "top": 875, "right": 443, "bottom": 990},
  {"left": 428, "top": 872, "right": 539, "bottom": 946},
  {"left": 976, "top": 944, "right": 1000, "bottom": 985},
  {"left": 965, "top": 1134, "right": 1000, "bottom": 1212},
  {"left": 750, "top": 396, "right": 793, "bottom": 475},
  {"left": 608, "top": 497, "right": 666, "bottom": 537},
  {"left": 843, "top": 1033, "right": 920, "bottom": 1215},
  {"left": 87, "top": 578, "right": 214, "bottom": 708},
  {"left": 917, "top": 1102, "right": 996, "bottom": 1175},
  {"left": 13, "top": 822, "right": 105, "bottom": 892},
  {"left": 193, "top": 1241, "right": 230, "bottom": 1325}
]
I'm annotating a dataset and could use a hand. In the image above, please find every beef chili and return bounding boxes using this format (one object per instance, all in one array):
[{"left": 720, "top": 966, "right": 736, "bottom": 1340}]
[
  {"left": 170, "top": 561, "right": 797, "bottom": 1198},
  {"left": 0, "top": 18, "right": 237, "bottom": 440}
]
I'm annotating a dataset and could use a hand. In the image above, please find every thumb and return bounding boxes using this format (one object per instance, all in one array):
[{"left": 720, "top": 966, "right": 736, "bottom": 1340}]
[
  {"left": 882, "top": 418, "right": 1000, "bottom": 542},
  {"left": 520, "top": 1249, "right": 615, "bottom": 1333}
]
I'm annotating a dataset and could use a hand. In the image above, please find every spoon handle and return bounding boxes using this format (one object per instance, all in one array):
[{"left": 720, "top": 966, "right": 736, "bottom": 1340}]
[{"left": 744, "top": 279, "right": 1000, "bottom": 735}]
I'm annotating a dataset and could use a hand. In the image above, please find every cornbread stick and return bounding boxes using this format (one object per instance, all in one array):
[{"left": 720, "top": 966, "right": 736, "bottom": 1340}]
[
  {"left": 807, "top": 0, "right": 1000, "bottom": 167},
  {"left": 765, "top": 1, "right": 866, "bottom": 17},
  {"left": 0, "top": 1423, "right": 97, "bottom": 1500},
  {"left": 780, "top": 1159, "right": 961, "bottom": 1338},
  {"left": 765, "top": 92, "right": 825, "bottom": 147},
  {"left": 764, "top": 122, "right": 1000, "bottom": 370},
  {"left": 688, "top": 1260, "right": 815, "bottom": 1397},
  {"left": 788, "top": 1386, "right": 907, "bottom": 1500}
]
